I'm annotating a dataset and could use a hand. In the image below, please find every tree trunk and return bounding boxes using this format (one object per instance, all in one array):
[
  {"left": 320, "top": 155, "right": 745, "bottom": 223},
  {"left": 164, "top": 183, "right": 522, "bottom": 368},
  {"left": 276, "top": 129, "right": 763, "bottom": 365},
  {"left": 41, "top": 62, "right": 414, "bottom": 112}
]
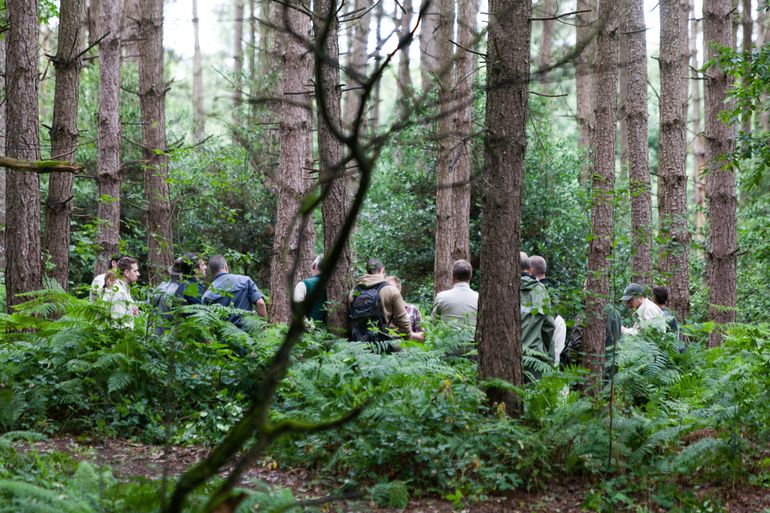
[
  {"left": 314, "top": 0, "right": 352, "bottom": 333},
  {"left": 87, "top": 0, "right": 99, "bottom": 45},
  {"left": 452, "top": 0, "right": 474, "bottom": 264},
  {"left": 342, "top": 0, "right": 371, "bottom": 136},
  {"left": 690, "top": 1, "right": 707, "bottom": 241},
  {"left": 247, "top": 0, "right": 257, "bottom": 125},
  {"left": 575, "top": 0, "right": 597, "bottom": 186},
  {"left": 476, "top": 0, "right": 531, "bottom": 417},
  {"left": 5, "top": 0, "right": 42, "bottom": 308},
  {"left": 0, "top": 37, "right": 6, "bottom": 273},
  {"left": 94, "top": 0, "right": 122, "bottom": 275},
  {"left": 433, "top": 0, "right": 456, "bottom": 296},
  {"left": 621, "top": 0, "right": 652, "bottom": 286},
  {"left": 269, "top": 2, "right": 314, "bottom": 323},
  {"left": 537, "top": 0, "right": 555, "bottom": 81},
  {"left": 192, "top": 0, "right": 205, "bottom": 141},
  {"left": 419, "top": 0, "right": 440, "bottom": 93},
  {"left": 120, "top": 0, "right": 141, "bottom": 60},
  {"left": 139, "top": 0, "right": 173, "bottom": 284},
  {"left": 659, "top": 0, "right": 690, "bottom": 321},
  {"left": 232, "top": 0, "right": 245, "bottom": 119},
  {"left": 758, "top": 8, "right": 770, "bottom": 131},
  {"left": 703, "top": 0, "right": 737, "bottom": 347},
  {"left": 371, "top": 0, "right": 384, "bottom": 134},
  {"left": 44, "top": 0, "right": 85, "bottom": 290},
  {"left": 396, "top": 0, "right": 415, "bottom": 117},
  {"left": 584, "top": 0, "right": 619, "bottom": 384},
  {"left": 741, "top": 0, "right": 752, "bottom": 134}
]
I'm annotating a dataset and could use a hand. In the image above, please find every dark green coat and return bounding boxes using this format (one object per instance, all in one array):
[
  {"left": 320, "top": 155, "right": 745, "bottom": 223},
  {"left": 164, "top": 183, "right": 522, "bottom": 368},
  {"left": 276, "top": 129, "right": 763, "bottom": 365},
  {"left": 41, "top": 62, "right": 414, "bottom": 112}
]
[{"left": 521, "top": 275, "right": 556, "bottom": 377}]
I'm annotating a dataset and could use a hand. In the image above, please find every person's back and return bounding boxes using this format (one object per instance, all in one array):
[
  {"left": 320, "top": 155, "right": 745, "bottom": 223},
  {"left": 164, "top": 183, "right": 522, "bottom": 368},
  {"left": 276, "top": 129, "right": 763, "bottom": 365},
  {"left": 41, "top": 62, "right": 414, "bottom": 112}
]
[
  {"left": 520, "top": 274, "right": 555, "bottom": 377},
  {"left": 203, "top": 255, "right": 267, "bottom": 326},
  {"left": 432, "top": 259, "right": 478, "bottom": 328},
  {"left": 348, "top": 259, "right": 416, "bottom": 352},
  {"left": 294, "top": 256, "right": 326, "bottom": 323}
]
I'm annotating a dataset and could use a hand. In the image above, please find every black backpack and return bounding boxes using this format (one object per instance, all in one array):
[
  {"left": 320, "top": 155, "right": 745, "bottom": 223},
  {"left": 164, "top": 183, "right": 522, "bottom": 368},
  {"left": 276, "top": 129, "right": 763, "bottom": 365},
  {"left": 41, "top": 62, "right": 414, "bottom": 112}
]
[{"left": 349, "top": 282, "right": 391, "bottom": 344}]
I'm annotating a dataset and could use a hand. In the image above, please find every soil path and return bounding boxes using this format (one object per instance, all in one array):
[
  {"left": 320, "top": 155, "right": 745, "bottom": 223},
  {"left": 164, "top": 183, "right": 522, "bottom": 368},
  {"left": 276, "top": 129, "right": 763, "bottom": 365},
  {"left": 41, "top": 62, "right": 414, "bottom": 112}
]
[{"left": 22, "top": 438, "right": 770, "bottom": 513}]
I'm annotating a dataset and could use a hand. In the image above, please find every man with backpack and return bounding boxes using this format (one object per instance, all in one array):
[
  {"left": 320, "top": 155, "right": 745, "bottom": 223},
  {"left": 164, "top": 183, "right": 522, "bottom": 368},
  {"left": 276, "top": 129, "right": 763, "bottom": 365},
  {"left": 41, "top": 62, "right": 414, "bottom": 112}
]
[{"left": 348, "top": 258, "right": 424, "bottom": 352}]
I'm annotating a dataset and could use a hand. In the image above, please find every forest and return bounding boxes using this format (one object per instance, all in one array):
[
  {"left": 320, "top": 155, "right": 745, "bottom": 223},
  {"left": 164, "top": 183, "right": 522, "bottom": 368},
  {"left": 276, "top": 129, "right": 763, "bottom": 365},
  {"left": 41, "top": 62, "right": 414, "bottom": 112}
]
[{"left": 1, "top": 0, "right": 770, "bottom": 511}]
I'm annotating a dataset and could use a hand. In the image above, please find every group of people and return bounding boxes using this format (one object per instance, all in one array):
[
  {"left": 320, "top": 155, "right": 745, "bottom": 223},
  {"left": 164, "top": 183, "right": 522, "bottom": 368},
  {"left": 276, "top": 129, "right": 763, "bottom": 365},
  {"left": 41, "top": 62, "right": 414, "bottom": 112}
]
[
  {"left": 90, "top": 254, "right": 266, "bottom": 330},
  {"left": 90, "top": 251, "right": 680, "bottom": 369}
]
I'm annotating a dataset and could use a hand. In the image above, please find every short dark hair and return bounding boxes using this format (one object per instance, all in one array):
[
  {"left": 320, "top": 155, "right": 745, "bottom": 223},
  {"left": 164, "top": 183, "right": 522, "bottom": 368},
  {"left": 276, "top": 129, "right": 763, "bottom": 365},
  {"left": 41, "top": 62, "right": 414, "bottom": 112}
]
[
  {"left": 365, "top": 258, "right": 384, "bottom": 274},
  {"left": 174, "top": 253, "right": 199, "bottom": 277},
  {"left": 529, "top": 255, "right": 547, "bottom": 276},
  {"left": 209, "top": 255, "right": 227, "bottom": 275},
  {"left": 110, "top": 253, "right": 123, "bottom": 264},
  {"left": 652, "top": 285, "right": 669, "bottom": 306},
  {"left": 117, "top": 256, "right": 138, "bottom": 273},
  {"left": 452, "top": 259, "right": 472, "bottom": 282}
]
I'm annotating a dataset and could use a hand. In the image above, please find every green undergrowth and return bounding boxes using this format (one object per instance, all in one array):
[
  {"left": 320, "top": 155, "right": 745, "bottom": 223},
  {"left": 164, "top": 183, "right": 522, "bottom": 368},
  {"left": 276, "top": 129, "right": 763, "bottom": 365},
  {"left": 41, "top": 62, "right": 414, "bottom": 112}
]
[{"left": 1, "top": 290, "right": 770, "bottom": 509}]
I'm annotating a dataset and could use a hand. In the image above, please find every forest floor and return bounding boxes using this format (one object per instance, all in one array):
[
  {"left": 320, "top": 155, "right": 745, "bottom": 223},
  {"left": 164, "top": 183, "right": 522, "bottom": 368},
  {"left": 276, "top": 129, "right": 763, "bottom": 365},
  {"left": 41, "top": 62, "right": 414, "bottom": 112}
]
[{"left": 21, "top": 437, "right": 770, "bottom": 513}]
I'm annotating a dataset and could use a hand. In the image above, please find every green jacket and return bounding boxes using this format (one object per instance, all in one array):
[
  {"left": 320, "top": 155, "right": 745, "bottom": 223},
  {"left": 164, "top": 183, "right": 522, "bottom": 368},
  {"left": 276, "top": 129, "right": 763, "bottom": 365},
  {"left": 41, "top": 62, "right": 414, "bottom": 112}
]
[{"left": 521, "top": 276, "right": 556, "bottom": 375}]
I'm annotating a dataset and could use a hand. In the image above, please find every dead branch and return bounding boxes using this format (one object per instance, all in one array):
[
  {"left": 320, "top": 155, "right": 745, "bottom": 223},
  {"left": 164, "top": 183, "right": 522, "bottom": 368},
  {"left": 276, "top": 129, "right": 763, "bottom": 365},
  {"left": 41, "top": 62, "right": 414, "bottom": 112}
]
[{"left": 0, "top": 156, "right": 83, "bottom": 174}]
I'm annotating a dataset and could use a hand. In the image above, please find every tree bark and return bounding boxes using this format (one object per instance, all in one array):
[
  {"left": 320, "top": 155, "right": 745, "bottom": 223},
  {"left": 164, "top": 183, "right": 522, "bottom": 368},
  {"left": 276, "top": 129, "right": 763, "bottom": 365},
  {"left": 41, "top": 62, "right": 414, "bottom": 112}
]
[
  {"left": 433, "top": 0, "right": 456, "bottom": 295},
  {"left": 269, "top": 2, "right": 314, "bottom": 323},
  {"left": 740, "top": 0, "right": 752, "bottom": 134},
  {"left": 314, "top": 0, "right": 352, "bottom": 333},
  {"left": 575, "top": 0, "right": 597, "bottom": 186},
  {"left": 475, "top": 0, "right": 531, "bottom": 417},
  {"left": 659, "top": 0, "right": 690, "bottom": 321},
  {"left": 120, "top": 0, "right": 141, "bottom": 60},
  {"left": 371, "top": 0, "right": 384, "bottom": 134},
  {"left": 232, "top": 0, "right": 245, "bottom": 119},
  {"left": 44, "top": 0, "right": 85, "bottom": 290},
  {"left": 5, "top": 0, "right": 42, "bottom": 308},
  {"left": 621, "top": 0, "right": 652, "bottom": 286},
  {"left": 138, "top": 0, "right": 174, "bottom": 284},
  {"left": 758, "top": 8, "right": 770, "bottom": 131},
  {"left": 419, "top": 0, "right": 440, "bottom": 93},
  {"left": 94, "top": 0, "right": 122, "bottom": 275},
  {"left": 396, "top": 0, "right": 415, "bottom": 118},
  {"left": 703, "top": 0, "right": 737, "bottom": 346},
  {"left": 0, "top": 36, "right": 6, "bottom": 273},
  {"left": 452, "top": 0, "right": 474, "bottom": 265},
  {"left": 192, "top": 0, "right": 205, "bottom": 141},
  {"left": 690, "top": 1, "right": 707, "bottom": 240},
  {"left": 584, "top": 0, "right": 619, "bottom": 383},
  {"left": 343, "top": 0, "right": 371, "bottom": 136},
  {"left": 537, "top": 0, "right": 555, "bottom": 81}
]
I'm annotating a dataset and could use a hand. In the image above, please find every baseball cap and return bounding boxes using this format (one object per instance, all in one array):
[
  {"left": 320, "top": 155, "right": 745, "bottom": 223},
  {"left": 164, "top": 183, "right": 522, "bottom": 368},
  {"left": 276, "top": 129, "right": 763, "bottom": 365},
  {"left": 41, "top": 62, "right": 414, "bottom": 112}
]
[{"left": 620, "top": 283, "right": 644, "bottom": 301}]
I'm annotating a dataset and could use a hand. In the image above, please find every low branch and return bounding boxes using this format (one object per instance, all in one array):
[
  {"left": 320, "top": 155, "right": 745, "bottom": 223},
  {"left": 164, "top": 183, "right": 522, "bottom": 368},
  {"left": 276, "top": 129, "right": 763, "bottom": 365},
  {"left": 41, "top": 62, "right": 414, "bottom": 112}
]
[
  {"left": 530, "top": 8, "right": 591, "bottom": 22},
  {"left": 0, "top": 156, "right": 83, "bottom": 174}
]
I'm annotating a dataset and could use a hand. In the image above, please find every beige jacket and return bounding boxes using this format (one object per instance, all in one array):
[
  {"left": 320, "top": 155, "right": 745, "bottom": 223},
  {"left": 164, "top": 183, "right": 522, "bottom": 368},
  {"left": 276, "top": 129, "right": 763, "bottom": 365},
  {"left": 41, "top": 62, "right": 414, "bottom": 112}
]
[{"left": 349, "top": 274, "right": 412, "bottom": 335}]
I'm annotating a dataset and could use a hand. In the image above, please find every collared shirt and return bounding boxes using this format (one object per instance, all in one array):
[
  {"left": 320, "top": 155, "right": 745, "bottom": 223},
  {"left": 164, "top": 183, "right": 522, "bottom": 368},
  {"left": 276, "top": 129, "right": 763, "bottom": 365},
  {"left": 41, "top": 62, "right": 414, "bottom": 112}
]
[
  {"left": 432, "top": 282, "right": 479, "bottom": 327},
  {"left": 90, "top": 273, "right": 107, "bottom": 302},
  {"left": 102, "top": 279, "right": 137, "bottom": 329},
  {"left": 622, "top": 297, "right": 665, "bottom": 336},
  {"left": 203, "top": 272, "right": 263, "bottom": 311}
]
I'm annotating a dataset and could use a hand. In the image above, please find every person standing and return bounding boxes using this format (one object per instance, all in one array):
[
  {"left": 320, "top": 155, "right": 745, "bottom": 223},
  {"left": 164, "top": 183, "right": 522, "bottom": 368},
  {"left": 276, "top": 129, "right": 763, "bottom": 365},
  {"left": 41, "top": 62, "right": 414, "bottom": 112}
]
[
  {"left": 387, "top": 275, "right": 423, "bottom": 334},
  {"left": 174, "top": 253, "right": 207, "bottom": 306},
  {"left": 520, "top": 252, "right": 556, "bottom": 379},
  {"left": 102, "top": 256, "right": 141, "bottom": 329},
  {"left": 203, "top": 255, "right": 267, "bottom": 326},
  {"left": 620, "top": 283, "right": 666, "bottom": 336},
  {"left": 652, "top": 285, "right": 680, "bottom": 335},
  {"left": 432, "top": 259, "right": 479, "bottom": 328},
  {"left": 90, "top": 253, "right": 122, "bottom": 301},
  {"left": 529, "top": 255, "right": 566, "bottom": 365},
  {"left": 293, "top": 255, "right": 326, "bottom": 323}
]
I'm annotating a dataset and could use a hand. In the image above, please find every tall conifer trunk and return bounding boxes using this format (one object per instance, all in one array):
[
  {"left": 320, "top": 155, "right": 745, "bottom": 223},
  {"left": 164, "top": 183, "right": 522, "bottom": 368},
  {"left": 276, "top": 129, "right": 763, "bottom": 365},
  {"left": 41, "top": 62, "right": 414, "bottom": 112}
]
[
  {"left": 232, "top": 0, "right": 245, "bottom": 120},
  {"left": 94, "top": 0, "right": 122, "bottom": 275},
  {"left": 192, "top": 0, "right": 205, "bottom": 141},
  {"left": 5, "top": 0, "right": 42, "bottom": 308},
  {"left": 703, "top": 0, "right": 737, "bottom": 346},
  {"left": 139, "top": 0, "right": 173, "bottom": 284},
  {"left": 621, "top": 0, "right": 652, "bottom": 286},
  {"left": 0, "top": 36, "right": 7, "bottom": 273},
  {"left": 314, "top": 0, "right": 352, "bottom": 333},
  {"left": 269, "top": 2, "right": 314, "bottom": 323},
  {"left": 396, "top": 0, "right": 414, "bottom": 117},
  {"left": 433, "top": 0, "right": 456, "bottom": 295},
  {"left": 690, "top": 1, "right": 707, "bottom": 239},
  {"left": 659, "top": 0, "right": 690, "bottom": 321},
  {"left": 476, "top": 0, "right": 531, "bottom": 416},
  {"left": 44, "top": 0, "right": 85, "bottom": 290},
  {"left": 419, "top": 0, "right": 439, "bottom": 93},
  {"left": 584, "top": 0, "right": 619, "bottom": 383},
  {"left": 575, "top": 0, "right": 597, "bottom": 185}
]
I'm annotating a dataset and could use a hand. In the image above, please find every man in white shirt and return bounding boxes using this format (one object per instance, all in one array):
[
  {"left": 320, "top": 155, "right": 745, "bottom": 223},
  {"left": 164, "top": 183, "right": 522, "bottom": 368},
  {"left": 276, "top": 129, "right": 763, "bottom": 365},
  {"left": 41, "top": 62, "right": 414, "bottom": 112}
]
[
  {"left": 432, "top": 259, "right": 479, "bottom": 328},
  {"left": 102, "top": 256, "right": 141, "bottom": 329},
  {"left": 620, "top": 283, "right": 666, "bottom": 336}
]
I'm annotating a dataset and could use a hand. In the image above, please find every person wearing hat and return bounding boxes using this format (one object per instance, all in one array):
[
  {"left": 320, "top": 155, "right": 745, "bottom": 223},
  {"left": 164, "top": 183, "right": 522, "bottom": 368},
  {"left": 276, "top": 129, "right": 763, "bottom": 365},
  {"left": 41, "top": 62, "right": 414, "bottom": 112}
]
[{"left": 620, "top": 283, "right": 666, "bottom": 336}]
